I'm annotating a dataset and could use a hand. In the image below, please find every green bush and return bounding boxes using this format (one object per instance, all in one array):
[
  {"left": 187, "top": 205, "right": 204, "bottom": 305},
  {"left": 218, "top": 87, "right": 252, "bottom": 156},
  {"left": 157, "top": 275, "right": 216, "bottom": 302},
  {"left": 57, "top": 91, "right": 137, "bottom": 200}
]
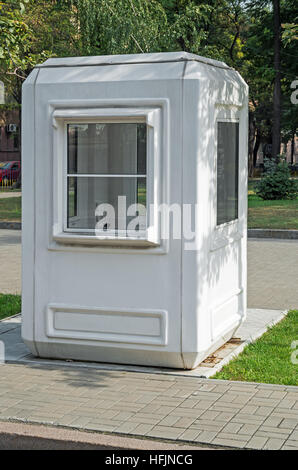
[{"left": 256, "top": 157, "right": 298, "bottom": 200}]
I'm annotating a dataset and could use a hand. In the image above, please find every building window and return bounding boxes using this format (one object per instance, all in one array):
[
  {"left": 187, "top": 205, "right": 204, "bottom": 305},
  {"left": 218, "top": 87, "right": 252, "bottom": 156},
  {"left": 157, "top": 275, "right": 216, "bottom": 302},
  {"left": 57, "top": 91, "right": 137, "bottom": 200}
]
[
  {"left": 216, "top": 122, "right": 239, "bottom": 226},
  {"left": 66, "top": 122, "right": 147, "bottom": 233},
  {"left": 13, "top": 131, "right": 19, "bottom": 150}
]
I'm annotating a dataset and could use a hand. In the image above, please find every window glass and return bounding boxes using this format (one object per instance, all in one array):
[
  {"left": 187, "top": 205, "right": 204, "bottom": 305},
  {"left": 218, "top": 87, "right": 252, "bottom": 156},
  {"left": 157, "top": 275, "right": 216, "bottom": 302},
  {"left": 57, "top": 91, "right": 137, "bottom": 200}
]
[
  {"left": 217, "top": 122, "right": 239, "bottom": 225},
  {"left": 67, "top": 123, "right": 146, "bottom": 175},
  {"left": 66, "top": 122, "right": 147, "bottom": 233}
]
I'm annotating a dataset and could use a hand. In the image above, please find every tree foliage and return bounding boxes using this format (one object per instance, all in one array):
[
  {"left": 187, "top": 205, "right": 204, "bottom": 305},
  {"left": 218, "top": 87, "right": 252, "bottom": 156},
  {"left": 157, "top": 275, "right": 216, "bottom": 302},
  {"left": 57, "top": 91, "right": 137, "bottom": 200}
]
[
  {"left": 0, "top": 0, "right": 297, "bottom": 166},
  {"left": 0, "top": 0, "right": 78, "bottom": 102},
  {"left": 256, "top": 157, "right": 298, "bottom": 200}
]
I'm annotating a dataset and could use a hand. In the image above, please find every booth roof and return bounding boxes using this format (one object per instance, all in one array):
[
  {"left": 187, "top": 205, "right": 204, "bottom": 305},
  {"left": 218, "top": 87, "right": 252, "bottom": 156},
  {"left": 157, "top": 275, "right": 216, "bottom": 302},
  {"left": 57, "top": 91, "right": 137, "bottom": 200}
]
[{"left": 37, "top": 51, "right": 230, "bottom": 70}]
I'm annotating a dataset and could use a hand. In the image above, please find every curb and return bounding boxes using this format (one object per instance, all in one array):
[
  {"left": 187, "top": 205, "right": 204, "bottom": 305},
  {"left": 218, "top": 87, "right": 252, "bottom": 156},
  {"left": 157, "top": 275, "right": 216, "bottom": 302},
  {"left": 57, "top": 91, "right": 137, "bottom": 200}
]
[
  {"left": 248, "top": 229, "right": 298, "bottom": 240},
  {"left": 0, "top": 222, "right": 21, "bottom": 230},
  {"left": 0, "top": 420, "right": 211, "bottom": 450}
]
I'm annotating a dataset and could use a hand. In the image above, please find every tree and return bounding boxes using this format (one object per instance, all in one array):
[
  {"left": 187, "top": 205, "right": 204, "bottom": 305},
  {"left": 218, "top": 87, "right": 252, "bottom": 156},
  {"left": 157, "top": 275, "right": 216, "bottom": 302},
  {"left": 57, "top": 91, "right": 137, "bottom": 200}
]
[
  {"left": 0, "top": 0, "right": 296, "bottom": 175},
  {"left": 73, "top": 0, "right": 169, "bottom": 55},
  {"left": 272, "top": 0, "right": 281, "bottom": 160},
  {"left": 0, "top": 0, "right": 78, "bottom": 103},
  {"left": 0, "top": 1, "right": 33, "bottom": 103}
]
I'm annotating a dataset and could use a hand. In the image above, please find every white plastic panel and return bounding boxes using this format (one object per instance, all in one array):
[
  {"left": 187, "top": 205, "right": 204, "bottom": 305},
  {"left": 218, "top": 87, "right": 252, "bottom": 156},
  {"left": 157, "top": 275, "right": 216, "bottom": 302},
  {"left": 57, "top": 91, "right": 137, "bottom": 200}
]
[{"left": 46, "top": 305, "right": 168, "bottom": 346}]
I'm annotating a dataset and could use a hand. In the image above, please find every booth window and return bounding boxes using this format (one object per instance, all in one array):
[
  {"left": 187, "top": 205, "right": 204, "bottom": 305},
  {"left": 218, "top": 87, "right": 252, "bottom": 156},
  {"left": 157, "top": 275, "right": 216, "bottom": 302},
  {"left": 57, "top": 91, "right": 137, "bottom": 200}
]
[
  {"left": 66, "top": 122, "right": 147, "bottom": 233},
  {"left": 216, "top": 122, "right": 239, "bottom": 226}
]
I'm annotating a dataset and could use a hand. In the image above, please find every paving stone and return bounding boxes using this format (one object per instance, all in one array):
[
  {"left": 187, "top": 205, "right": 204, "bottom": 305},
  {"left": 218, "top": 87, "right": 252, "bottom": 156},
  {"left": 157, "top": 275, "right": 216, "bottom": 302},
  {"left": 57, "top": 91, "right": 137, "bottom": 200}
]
[
  {"left": 132, "top": 424, "right": 154, "bottom": 435},
  {"left": 198, "top": 410, "right": 220, "bottom": 421},
  {"left": 245, "top": 436, "right": 268, "bottom": 450},
  {"left": 55, "top": 414, "right": 83, "bottom": 426},
  {"left": 127, "top": 416, "right": 162, "bottom": 425},
  {"left": 270, "top": 391, "right": 288, "bottom": 400},
  {"left": 263, "top": 438, "right": 285, "bottom": 450},
  {"left": 147, "top": 426, "right": 184, "bottom": 440},
  {"left": 193, "top": 401, "right": 215, "bottom": 410},
  {"left": 179, "top": 429, "right": 202, "bottom": 442},
  {"left": 66, "top": 416, "right": 92, "bottom": 428},
  {"left": 253, "top": 407, "right": 274, "bottom": 417},
  {"left": 180, "top": 398, "right": 201, "bottom": 408},
  {"left": 279, "top": 418, "right": 298, "bottom": 429},
  {"left": 240, "top": 405, "right": 258, "bottom": 414},
  {"left": 240, "top": 424, "right": 260, "bottom": 436},
  {"left": 221, "top": 422, "right": 243, "bottom": 434},
  {"left": 158, "top": 415, "right": 180, "bottom": 427},
  {"left": 282, "top": 439, "right": 298, "bottom": 449},
  {"left": 195, "top": 431, "right": 218, "bottom": 444},
  {"left": 259, "top": 426, "right": 291, "bottom": 435},
  {"left": 263, "top": 416, "right": 283, "bottom": 427},
  {"left": 140, "top": 404, "right": 162, "bottom": 413},
  {"left": 231, "top": 413, "right": 264, "bottom": 424},
  {"left": 211, "top": 438, "right": 247, "bottom": 448},
  {"left": 173, "top": 416, "right": 197, "bottom": 428},
  {"left": 155, "top": 406, "right": 177, "bottom": 415},
  {"left": 169, "top": 408, "right": 203, "bottom": 419},
  {"left": 114, "top": 422, "right": 138, "bottom": 434},
  {"left": 254, "top": 390, "right": 273, "bottom": 398},
  {"left": 278, "top": 399, "right": 297, "bottom": 409},
  {"left": 84, "top": 422, "right": 116, "bottom": 432},
  {"left": 216, "top": 412, "right": 236, "bottom": 422},
  {"left": 209, "top": 405, "right": 242, "bottom": 414},
  {"left": 191, "top": 421, "right": 226, "bottom": 432},
  {"left": 249, "top": 398, "right": 280, "bottom": 407},
  {"left": 215, "top": 432, "right": 250, "bottom": 443},
  {"left": 289, "top": 430, "right": 298, "bottom": 441}
]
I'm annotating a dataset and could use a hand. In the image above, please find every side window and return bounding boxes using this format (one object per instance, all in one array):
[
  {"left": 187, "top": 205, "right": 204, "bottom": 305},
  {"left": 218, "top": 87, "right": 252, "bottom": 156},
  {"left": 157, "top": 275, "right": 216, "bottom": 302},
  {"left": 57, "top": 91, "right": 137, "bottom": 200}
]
[{"left": 216, "top": 122, "right": 239, "bottom": 226}]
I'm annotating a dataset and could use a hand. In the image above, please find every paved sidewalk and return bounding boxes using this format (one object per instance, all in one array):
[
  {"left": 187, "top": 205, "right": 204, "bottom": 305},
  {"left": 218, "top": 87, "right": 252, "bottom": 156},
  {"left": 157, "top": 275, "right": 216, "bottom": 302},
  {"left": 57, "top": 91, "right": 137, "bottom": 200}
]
[
  {"left": 247, "top": 239, "right": 298, "bottom": 310},
  {"left": 0, "top": 192, "right": 21, "bottom": 199},
  {"left": 0, "top": 362, "right": 297, "bottom": 450},
  {"left": 0, "top": 229, "right": 21, "bottom": 294}
]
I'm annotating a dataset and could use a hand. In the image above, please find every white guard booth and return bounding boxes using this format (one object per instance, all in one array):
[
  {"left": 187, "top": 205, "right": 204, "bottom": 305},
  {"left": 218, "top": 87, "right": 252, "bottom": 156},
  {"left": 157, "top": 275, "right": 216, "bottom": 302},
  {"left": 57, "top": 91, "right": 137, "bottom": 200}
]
[{"left": 22, "top": 52, "right": 248, "bottom": 369}]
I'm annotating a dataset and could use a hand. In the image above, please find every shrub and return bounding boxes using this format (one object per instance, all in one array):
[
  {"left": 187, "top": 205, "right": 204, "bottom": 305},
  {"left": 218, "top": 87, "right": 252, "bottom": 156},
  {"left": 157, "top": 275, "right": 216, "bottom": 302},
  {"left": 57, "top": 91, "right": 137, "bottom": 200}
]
[{"left": 256, "top": 157, "right": 298, "bottom": 200}]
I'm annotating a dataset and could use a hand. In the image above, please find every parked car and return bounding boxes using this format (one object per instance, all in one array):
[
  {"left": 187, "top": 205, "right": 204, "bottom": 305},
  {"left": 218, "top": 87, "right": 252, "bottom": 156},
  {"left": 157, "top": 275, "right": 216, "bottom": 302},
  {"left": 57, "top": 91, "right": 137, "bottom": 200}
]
[{"left": 0, "top": 161, "right": 21, "bottom": 184}]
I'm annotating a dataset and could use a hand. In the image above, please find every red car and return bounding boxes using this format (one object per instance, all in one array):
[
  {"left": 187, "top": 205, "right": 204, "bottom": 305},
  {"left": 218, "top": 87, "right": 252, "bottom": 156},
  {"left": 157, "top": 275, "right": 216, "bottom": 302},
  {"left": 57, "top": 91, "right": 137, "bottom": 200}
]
[{"left": 0, "top": 161, "right": 21, "bottom": 184}]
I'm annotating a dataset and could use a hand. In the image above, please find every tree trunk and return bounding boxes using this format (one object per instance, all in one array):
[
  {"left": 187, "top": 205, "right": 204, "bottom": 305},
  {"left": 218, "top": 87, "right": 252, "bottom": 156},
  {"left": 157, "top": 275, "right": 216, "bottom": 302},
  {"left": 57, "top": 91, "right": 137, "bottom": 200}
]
[
  {"left": 253, "top": 128, "right": 261, "bottom": 168},
  {"left": 272, "top": 0, "right": 281, "bottom": 161},
  {"left": 291, "top": 133, "right": 295, "bottom": 165},
  {"left": 248, "top": 112, "right": 256, "bottom": 177}
]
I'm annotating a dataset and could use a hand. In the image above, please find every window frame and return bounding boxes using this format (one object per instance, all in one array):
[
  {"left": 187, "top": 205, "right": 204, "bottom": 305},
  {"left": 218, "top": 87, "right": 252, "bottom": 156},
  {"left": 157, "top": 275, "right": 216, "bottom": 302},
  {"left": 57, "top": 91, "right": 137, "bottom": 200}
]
[
  {"left": 216, "top": 119, "right": 239, "bottom": 228},
  {"left": 52, "top": 107, "right": 162, "bottom": 247},
  {"left": 211, "top": 104, "right": 244, "bottom": 252}
]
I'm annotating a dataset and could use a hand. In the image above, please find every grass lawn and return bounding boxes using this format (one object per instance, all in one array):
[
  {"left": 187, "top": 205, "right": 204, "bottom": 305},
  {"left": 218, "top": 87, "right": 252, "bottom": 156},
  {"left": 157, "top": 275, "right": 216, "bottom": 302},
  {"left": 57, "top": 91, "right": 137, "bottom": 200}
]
[
  {"left": 0, "top": 293, "right": 21, "bottom": 320},
  {"left": 248, "top": 179, "right": 298, "bottom": 229},
  {"left": 0, "top": 183, "right": 297, "bottom": 230},
  {"left": 0, "top": 196, "right": 21, "bottom": 222},
  {"left": 214, "top": 310, "right": 298, "bottom": 386}
]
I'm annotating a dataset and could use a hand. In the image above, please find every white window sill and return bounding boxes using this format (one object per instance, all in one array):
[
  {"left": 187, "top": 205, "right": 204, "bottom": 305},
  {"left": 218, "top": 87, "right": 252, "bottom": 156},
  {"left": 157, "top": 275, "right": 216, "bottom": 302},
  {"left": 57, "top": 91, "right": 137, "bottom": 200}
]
[{"left": 53, "top": 232, "right": 159, "bottom": 248}]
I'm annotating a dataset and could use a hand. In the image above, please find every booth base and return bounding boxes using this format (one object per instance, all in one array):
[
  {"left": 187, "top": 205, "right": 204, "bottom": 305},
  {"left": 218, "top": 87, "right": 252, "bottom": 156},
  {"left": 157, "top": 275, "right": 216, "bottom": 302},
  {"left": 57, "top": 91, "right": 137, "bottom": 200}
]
[{"left": 23, "top": 321, "right": 239, "bottom": 370}]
